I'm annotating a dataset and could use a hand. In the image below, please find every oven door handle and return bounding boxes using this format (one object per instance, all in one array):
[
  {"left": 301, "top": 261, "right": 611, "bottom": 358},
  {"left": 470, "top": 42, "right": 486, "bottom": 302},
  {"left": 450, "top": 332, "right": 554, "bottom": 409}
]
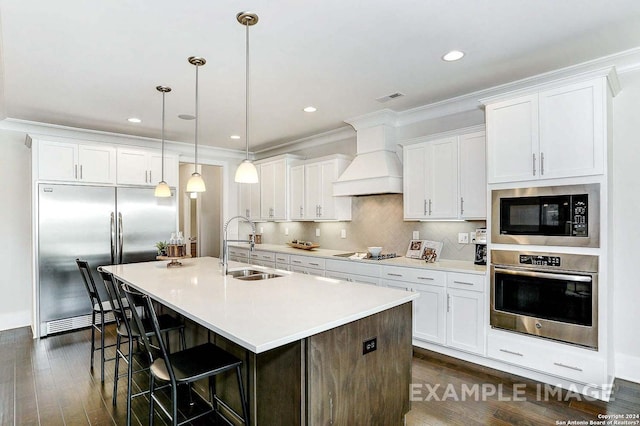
[{"left": 494, "top": 267, "right": 592, "bottom": 283}]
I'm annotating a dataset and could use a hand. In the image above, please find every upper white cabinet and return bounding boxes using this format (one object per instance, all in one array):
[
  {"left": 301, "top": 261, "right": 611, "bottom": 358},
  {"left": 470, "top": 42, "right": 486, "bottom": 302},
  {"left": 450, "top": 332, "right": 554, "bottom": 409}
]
[
  {"left": 116, "top": 147, "right": 178, "bottom": 187},
  {"left": 37, "top": 140, "right": 116, "bottom": 184},
  {"left": 288, "top": 155, "right": 352, "bottom": 221},
  {"left": 259, "top": 157, "right": 289, "bottom": 220},
  {"left": 403, "top": 129, "right": 486, "bottom": 220},
  {"left": 238, "top": 181, "right": 261, "bottom": 221},
  {"left": 485, "top": 77, "right": 609, "bottom": 183}
]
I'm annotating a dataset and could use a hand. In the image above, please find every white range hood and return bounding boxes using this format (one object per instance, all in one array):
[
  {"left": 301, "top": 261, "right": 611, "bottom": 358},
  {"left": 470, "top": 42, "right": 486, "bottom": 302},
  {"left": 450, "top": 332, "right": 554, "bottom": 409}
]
[{"left": 333, "top": 114, "right": 403, "bottom": 197}]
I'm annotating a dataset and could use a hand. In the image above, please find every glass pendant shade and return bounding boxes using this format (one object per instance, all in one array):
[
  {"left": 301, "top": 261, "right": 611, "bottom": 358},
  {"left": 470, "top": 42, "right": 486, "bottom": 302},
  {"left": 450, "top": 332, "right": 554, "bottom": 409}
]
[
  {"left": 235, "top": 159, "right": 259, "bottom": 183},
  {"left": 186, "top": 172, "right": 206, "bottom": 193},
  {"left": 154, "top": 181, "right": 172, "bottom": 197}
]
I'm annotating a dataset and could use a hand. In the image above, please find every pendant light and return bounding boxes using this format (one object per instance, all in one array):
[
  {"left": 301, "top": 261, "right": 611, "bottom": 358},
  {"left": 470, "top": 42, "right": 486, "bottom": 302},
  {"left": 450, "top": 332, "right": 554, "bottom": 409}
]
[
  {"left": 186, "top": 56, "right": 207, "bottom": 193},
  {"left": 234, "top": 11, "right": 259, "bottom": 184},
  {"left": 154, "top": 85, "right": 172, "bottom": 197}
]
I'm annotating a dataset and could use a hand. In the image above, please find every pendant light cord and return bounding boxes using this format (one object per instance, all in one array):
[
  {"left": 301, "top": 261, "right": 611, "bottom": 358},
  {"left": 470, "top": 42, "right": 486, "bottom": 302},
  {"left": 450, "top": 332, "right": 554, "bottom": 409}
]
[
  {"left": 245, "top": 20, "right": 250, "bottom": 161},
  {"left": 194, "top": 63, "right": 200, "bottom": 172},
  {"left": 161, "top": 90, "right": 166, "bottom": 181}
]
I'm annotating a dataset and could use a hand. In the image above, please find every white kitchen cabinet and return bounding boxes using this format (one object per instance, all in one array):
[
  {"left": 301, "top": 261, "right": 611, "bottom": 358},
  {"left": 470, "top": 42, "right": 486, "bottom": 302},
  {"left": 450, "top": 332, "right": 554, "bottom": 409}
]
[
  {"left": 404, "top": 130, "right": 485, "bottom": 220},
  {"left": 116, "top": 147, "right": 177, "bottom": 187},
  {"left": 259, "top": 155, "right": 301, "bottom": 221},
  {"left": 290, "top": 255, "right": 325, "bottom": 276},
  {"left": 290, "top": 155, "right": 352, "bottom": 221},
  {"left": 325, "top": 259, "right": 381, "bottom": 285},
  {"left": 446, "top": 288, "right": 484, "bottom": 354},
  {"left": 239, "top": 172, "right": 261, "bottom": 220},
  {"left": 37, "top": 140, "right": 116, "bottom": 184},
  {"left": 485, "top": 78, "right": 607, "bottom": 183},
  {"left": 250, "top": 250, "right": 276, "bottom": 268},
  {"left": 274, "top": 253, "right": 291, "bottom": 271},
  {"left": 458, "top": 131, "right": 487, "bottom": 219},
  {"left": 228, "top": 246, "right": 249, "bottom": 263},
  {"left": 289, "top": 165, "right": 305, "bottom": 220}
]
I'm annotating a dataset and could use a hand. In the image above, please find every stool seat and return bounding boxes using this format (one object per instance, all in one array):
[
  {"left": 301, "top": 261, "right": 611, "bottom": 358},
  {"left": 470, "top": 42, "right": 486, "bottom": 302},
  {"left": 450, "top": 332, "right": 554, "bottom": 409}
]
[{"left": 151, "top": 343, "right": 242, "bottom": 383}]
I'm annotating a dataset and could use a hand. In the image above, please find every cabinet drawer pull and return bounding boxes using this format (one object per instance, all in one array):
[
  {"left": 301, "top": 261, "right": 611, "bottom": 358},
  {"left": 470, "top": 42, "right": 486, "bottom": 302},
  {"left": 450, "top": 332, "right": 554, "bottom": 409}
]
[
  {"left": 453, "top": 280, "right": 473, "bottom": 286},
  {"left": 387, "top": 273, "right": 403, "bottom": 277},
  {"left": 460, "top": 197, "right": 464, "bottom": 215},
  {"left": 309, "top": 262, "right": 320, "bottom": 266},
  {"left": 74, "top": 164, "right": 78, "bottom": 179},
  {"left": 417, "top": 276, "right": 434, "bottom": 281},
  {"left": 499, "top": 348, "right": 524, "bottom": 357},
  {"left": 540, "top": 152, "right": 545, "bottom": 175},
  {"left": 80, "top": 165, "right": 83, "bottom": 179},
  {"left": 428, "top": 199, "right": 432, "bottom": 216},
  {"left": 553, "top": 362, "right": 583, "bottom": 372},
  {"left": 423, "top": 199, "right": 427, "bottom": 216},
  {"left": 292, "top": 260, "right": 302, "bottom": 264},
  {"left": 262, "top": 255, "right": 271, "bottom": 259},
  {"left": 532, "top": 153, "right": 536, "bottom": 176}
]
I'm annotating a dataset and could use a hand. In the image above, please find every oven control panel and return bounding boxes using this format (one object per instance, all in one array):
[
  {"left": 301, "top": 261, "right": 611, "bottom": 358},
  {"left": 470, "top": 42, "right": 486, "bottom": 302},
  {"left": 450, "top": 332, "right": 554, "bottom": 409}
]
[
  {"left": 572, "top": 194, "right": 588, "bottom": 237},
  {"left": 519, "top": 254, "right": 561, "bottom": 267}
]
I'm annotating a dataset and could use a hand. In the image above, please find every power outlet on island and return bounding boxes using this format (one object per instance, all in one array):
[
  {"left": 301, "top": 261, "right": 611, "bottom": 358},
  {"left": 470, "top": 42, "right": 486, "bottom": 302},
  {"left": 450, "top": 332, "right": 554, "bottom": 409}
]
[
  {"left": 458, "top": 232, "right": 469, "bottom": 244},
  {"left": 363, "top": 337, "right": 377, "bottom": 355}
]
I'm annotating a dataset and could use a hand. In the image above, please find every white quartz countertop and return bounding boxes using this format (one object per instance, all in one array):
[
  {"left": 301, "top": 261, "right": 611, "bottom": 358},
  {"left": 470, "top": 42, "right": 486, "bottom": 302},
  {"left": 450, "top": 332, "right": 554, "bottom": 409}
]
[
  {"left": 102, "top": 257, "right": 418, "bottom": 354},
  {"left": 232, "top": 243, "right": 487, "bottom": 275}
]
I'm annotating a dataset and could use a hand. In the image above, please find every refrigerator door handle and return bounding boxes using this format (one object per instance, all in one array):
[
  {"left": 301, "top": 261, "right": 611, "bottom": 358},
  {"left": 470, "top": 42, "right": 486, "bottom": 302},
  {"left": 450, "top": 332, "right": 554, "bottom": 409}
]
[
  {"left": 110, "top": 212, "right": 116, "bottom": 264},
  {"left": 118, "top": 212, "right": 124, "bottom": 264}
]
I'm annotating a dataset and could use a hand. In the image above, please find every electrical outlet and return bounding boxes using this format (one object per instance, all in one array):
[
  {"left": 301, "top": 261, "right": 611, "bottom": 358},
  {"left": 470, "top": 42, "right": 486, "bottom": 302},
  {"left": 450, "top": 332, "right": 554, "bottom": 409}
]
[
  {"left": 260, "top": 226, "right": 264, "bottom": 234},
  {"left": 284, "top": 228, "right": 289, "bottom": 236},
  {"left": 363, "top": 337, "right": 377, "bottom": 355},
  {"left": 458, "top": 232, "right": 469, "bottom": 244},
  {"left": 316, "top": 228, "right": 321, "bottom": 237},
  {"left": 469, "top": 231, "right": 476, "bottom": 244},
  {"left": 413, "top": 231, "right": 420, "bottom": 239},
  {"left": 340, "top": 229, "right": 347, "bottom": 239}
]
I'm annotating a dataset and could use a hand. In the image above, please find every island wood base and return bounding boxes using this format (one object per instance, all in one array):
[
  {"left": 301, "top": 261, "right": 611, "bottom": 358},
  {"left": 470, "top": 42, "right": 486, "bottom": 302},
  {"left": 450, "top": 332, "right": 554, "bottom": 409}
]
[{"left": 209, "top": 302, "right": 412, "bottom": 425}]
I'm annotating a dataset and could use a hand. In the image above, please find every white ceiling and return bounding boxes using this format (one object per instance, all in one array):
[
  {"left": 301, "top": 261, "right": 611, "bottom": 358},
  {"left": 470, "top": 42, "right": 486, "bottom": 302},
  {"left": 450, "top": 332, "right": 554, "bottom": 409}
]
[{"left": 1, "top": 0, "right": 640, "bottom": 152}]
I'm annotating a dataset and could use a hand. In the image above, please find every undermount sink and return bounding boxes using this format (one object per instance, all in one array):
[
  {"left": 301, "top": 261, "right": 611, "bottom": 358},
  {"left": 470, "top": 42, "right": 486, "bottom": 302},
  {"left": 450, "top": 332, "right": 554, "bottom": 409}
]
[
  {"left": 227, "top": 268, "right": 283, "bottom": 281},
  {"left": 236, "top": 273, "right": 283, "bottom": 281}
]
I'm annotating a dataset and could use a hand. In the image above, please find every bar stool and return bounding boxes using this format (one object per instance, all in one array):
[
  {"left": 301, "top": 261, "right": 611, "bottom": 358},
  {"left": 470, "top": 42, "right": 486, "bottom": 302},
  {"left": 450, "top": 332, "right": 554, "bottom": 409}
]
[
  {"left": 76, "top": 258, "right": 125, "bottom": 383},
  {"left": 121, "top": 284, "right": 249, "bottom": 426},
  {"left": 98, "top": 269, "right": 186, "bottom": 426}
]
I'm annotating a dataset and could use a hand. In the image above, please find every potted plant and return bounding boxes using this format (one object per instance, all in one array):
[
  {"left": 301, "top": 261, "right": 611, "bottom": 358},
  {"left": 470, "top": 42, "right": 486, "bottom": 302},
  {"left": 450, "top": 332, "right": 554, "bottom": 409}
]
[{"left": 155, "top": 241, "right": 168, "bottom": 256}]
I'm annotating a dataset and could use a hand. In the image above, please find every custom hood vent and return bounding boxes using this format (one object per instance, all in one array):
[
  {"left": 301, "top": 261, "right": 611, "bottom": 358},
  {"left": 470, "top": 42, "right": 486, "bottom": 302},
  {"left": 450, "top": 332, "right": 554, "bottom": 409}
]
[{"left": 333, "top": 115, "right": 403, "bottom": 197}]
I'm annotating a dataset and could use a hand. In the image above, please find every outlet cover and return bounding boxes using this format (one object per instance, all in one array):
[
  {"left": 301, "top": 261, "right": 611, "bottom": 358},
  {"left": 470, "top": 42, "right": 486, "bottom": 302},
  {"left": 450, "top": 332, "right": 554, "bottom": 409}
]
[
  {"left": 458, "top": 232, "right": 469, "bottom": 244},
  {"left": 469, "top": 231, "right": 476, "bottom": 243},
  {"left": 316, "top": 228, "right": 321, "bottom": 237},
  {"left": 412, "top": 231, "right": 420, "bottom": 239},
  {"left": 340, "top": 229, "right": 347, "bottom": 239},
  {"left": 260, "top": 226, "right": 264, "bottom": 234},
  {"left": 285, "top": 228, "right": 289, "bottom": 236}
]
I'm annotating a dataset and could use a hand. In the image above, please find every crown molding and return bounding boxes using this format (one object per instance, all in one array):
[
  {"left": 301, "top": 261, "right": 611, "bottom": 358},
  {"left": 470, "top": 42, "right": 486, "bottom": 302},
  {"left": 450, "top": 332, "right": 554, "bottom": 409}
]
[
  {"left": 254, "top": 125, "right": 355, "bottom": 158},
  {"left": 0, "top": 117, "right": 245, "bottom": 160}
]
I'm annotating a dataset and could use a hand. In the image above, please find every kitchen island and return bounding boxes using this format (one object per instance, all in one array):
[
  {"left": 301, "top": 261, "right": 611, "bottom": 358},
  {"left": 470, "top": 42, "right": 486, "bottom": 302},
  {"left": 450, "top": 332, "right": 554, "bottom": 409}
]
[{"left": 102, "top": 256, "right": 418, "bottom": 425}]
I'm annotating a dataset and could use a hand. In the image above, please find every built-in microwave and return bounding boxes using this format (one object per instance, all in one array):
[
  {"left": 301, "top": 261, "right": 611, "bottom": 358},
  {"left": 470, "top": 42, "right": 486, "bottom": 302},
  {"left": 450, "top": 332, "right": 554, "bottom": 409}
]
[{"left": 491, "top": 183, "right": 599, "bottom": 247}]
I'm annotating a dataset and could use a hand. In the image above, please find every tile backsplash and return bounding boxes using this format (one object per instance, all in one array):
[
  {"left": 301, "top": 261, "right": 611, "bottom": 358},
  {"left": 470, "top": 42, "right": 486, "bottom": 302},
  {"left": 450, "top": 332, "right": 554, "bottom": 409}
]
[{"left": 240, "top": 194, "right": 485, "bottom": 262}]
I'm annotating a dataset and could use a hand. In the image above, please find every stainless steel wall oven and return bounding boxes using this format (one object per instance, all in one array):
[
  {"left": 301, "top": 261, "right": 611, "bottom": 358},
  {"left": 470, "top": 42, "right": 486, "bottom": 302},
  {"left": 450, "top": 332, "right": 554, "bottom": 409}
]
[
  {"left": 491, "top": 183, "right": 600, "bottom": 247},
  {"left": 490, "top": 250, "right": 598, "bottom": 349}
]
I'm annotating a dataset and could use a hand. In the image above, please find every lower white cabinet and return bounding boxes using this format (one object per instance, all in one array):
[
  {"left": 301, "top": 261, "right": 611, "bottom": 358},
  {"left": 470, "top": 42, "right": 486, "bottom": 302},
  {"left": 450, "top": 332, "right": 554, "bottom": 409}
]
[
  {"left": 274, "top": 253, "right": 291, "bottom": 271},
  {"left": 383, "top": 267, "right": 486, "bottom": 356},
  {"left": 228, "top": 247, "right": 249, "bottom": 263},
  {"left": 290, "top": 255, "right": 325, "bottom": 276},
  {"left": 249, "top": 250, "right": 276, "bottom": 268}
]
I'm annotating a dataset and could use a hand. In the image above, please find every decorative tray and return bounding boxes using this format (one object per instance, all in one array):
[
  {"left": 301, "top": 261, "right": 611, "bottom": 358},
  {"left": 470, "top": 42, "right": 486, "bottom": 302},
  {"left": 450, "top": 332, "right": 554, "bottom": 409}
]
[{"left": 286, "top": 242, "right": 320, "bottom": 250}]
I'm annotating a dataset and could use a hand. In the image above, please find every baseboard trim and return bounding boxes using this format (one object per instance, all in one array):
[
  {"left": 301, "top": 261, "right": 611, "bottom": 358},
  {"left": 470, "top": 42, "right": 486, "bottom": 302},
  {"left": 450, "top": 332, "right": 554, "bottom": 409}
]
[
  {"left": 0, "top": 310, "right": 31, "bottom": 332},
  {"left": 615, "top": 353, "right": 640, "bottom": 384}
]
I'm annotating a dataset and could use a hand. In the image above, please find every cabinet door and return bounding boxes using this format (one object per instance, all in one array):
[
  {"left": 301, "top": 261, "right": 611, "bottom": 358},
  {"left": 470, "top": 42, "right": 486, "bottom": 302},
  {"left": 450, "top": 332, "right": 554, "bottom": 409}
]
[
  {"left": 38, "top": 140, "right": 78, "bottom": 181},
  {"left": 238, "top": 183, "right": 252, "bottom": 218},
  {"left": 260, "top": 162, "right": 275, "bottom": 219},
  {"left": 446, "top": 288, "right": 485, "bottom": 355},
  {"left": 78, "top": 144, "right": 116, "bottom": 184},
  {"left": 149, "top": 152, "right": 178, "bottom": 188},
  {"left": 117, "top": 148, "right": 150, "bottom": 185},
  {"left": 413, "top": 283, "right": 446, "bottom": 345},
  {"left": 486, "top": 94, "right": 539, "bottom": 183},
  {"left": 304, "top": 162, "right": 322, "bottom": 219},
  {"left": 289, "top": 165, "right": 305, "bottom": 220},
  {"left": 403, "top": 144, "right": 428, "bottom": 219},
  {"left": 428, "top": 138, "right": 458, "bottom": 219},
  {"left": 272, "top": 160, "right": 288, "bottom": 220},
  {"left": 539, "top": 79, "right": 605, "bottom": 179},
  {"left": 458, "top": 132, "right": 486, "bottom": 219},
  {"left": 318, "top": 161, "right": 336, "bottom": 219}
]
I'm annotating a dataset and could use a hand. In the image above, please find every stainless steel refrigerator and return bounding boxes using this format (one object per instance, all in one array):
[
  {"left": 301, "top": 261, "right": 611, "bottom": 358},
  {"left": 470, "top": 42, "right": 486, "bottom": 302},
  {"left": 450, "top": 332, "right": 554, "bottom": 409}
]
[{"left": 37, "top": 183, "right": 177, "bottom": 336}]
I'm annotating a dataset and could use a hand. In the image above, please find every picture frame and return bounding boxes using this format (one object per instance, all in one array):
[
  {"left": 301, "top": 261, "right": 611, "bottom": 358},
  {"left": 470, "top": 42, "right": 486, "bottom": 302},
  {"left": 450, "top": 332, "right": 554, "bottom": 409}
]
[
  {"left": 406, "top": 239, "right": 425, "bottom": 259},
  {"left": 421, "top": 240, "right": 443, "bottom": 263}
]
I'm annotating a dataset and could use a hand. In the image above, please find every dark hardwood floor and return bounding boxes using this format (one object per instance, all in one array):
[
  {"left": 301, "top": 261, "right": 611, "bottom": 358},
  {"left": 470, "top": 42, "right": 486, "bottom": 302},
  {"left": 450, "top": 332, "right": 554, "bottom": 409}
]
[{"left": 1, "top": 326, "right": 638, "bottom": 425}]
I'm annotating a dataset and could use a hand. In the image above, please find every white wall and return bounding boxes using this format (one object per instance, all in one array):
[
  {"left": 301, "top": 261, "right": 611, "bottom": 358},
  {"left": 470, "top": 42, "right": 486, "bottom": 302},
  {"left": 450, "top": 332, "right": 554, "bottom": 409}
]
[
  {"left": 0, "top": 130, "right": 33, "bottom": 331},
  {"left": 612, "top": 69, "right": 640, "bottom": 382}
]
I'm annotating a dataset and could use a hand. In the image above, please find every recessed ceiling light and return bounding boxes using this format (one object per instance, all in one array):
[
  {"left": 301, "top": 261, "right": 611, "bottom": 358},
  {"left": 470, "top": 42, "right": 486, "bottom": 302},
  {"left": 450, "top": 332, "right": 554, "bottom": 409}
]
[
  {"left": 303, "top": 106, "right": 317, "bottom": 113},
  {"left": 127, "top": 117, "right": 142, "bottom": 123},
  {"left": 230, "top": 135, "right": 241, "bottom": 140},
  {"left": 442, "top": 50, "right": 465, "bottom": 62},
  {"left": 178, "top": 114, "right": 196, "bottom": 120}
]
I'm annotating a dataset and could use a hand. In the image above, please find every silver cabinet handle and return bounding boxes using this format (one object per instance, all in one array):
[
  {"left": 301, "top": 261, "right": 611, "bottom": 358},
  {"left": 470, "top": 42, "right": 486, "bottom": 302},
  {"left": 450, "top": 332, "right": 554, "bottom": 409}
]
[
  {"left": 423, "top": 199, "right": 427, "bottom": 216},
  {"left": 245, "top": 209, "right": 250, "bottom": 217},
  {"left": 118, "top": 212, "right": 123, "bottom": 264},
  {"left": 417, "top": 276, "right": 434, "bottom": 281},
  {"left": 532, "top": 153, "right": 537, "bottom": 176},
  {"left": 460, "top": 197, "right": 464, "bottom": 215},
  {"left": 318, "top": 205, "right": 322, "bottom": 217},
  {"left": 300, "top": 206, "right": 303, "bottom": 217},
  {"left": 428, "top": 199, "right": 432, "bottom": 216},
  {"left": 447, "top": 293, "right": 451, "bottom": 312},
  {"left": 387, "top": 273, "right": 403, "bottom": 277},
  {"left": 540, "top": 152, "right": 545, "bottom": 175},
  {"left": 553, "top": 362, "right": 582, "bottom": 372},
  {"left": 74, "top": 164, "right": 78, "bottom": 179},
  {"left": 292, "top": 260, "right": 302, "bottom": 264},
  {"left": 309, "top": 262, "right": 320, "bottom": 266},
  {"left": 499, "top": 348, "right": 524, "bottom": 357},
  {"left": 149, "top": 170, "right": 152, "bottom": 182},
  {"left": 452, "top": 280, "right": 473, "bottom": 286},
  {"left": 80, "top": 165, "right": 83, "bottom": 180}
]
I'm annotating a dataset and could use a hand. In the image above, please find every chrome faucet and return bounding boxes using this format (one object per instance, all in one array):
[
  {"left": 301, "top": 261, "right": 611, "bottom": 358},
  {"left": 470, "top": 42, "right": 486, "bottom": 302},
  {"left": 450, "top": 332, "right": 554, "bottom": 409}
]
[{"left": 222, "top": 215, "right": 256, "bottom": 276}]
